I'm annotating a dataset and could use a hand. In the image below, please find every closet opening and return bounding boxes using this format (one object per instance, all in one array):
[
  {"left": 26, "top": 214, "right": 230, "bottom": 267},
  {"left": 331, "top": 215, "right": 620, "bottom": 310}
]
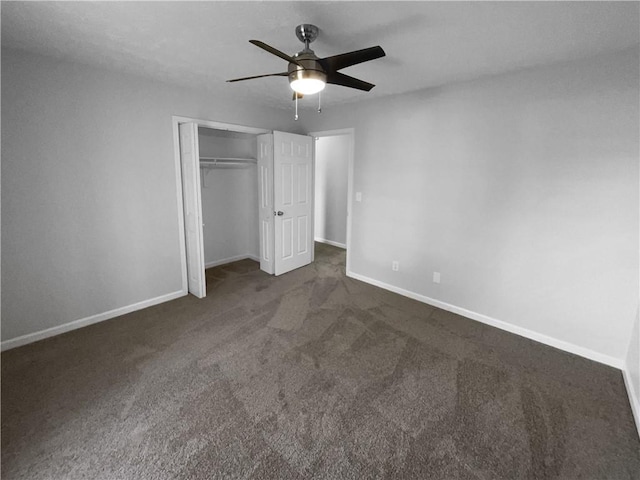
[
  {"left": 199, "top": 127, "right": 260, "bottom": 273},
  {"left": 173, "top": 116, "right": 317, "bottom": 298},
  {"left": 172, "top": 117, "right": 269, "bottom": 298}
]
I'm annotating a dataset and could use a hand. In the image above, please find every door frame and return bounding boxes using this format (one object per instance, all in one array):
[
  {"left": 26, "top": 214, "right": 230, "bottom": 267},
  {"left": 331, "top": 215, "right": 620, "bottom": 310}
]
[
  {"left": 308, "top": 128, "right": 355, "bottom": 274},
  {"left": 171, "top": 116, "right": 269, "bottom": 295}
]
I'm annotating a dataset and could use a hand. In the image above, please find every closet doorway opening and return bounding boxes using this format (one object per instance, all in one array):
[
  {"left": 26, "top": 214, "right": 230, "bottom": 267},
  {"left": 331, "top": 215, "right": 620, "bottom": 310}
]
[
  {"left": 199, "top": 127, "right": 260, "bottom": 268},
  {"left": 173, "top": 117, "right": 316, "bottom": 298},
  {"left": 309, "top": 128, "right": 354, "bottom": 273},
  {"left": 172, "top": 116, "right": 269, "bottom": 298}
]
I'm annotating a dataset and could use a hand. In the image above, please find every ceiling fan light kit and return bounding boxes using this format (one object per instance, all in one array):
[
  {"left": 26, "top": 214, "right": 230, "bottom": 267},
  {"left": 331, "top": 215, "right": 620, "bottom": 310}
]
[
  {"left": 227, "top": 24, "right": 386, "bottom": 119},
  {"left": 290, "top": 69, "right": 326, "bottom": 95}
]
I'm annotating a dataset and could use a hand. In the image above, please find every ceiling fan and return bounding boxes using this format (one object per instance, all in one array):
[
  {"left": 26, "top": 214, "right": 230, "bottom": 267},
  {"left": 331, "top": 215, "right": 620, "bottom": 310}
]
[{"left": 227, "top": 24, "right": 386, "bottom": 100}]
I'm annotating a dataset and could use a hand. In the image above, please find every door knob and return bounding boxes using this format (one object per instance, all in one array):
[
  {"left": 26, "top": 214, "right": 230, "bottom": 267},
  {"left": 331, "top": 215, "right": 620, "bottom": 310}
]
[{"left": 275, "top": 211, "right": 284, "bottom": 216}]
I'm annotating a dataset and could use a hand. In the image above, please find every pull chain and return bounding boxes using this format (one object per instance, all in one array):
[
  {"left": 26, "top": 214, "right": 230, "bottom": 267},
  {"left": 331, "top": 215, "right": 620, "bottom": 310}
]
[
  {"left": 318, "top": 91, "right": 322, "bottom": 114},
  {"left": 295, "top": 94, "right": 299, "bottom": 121}
]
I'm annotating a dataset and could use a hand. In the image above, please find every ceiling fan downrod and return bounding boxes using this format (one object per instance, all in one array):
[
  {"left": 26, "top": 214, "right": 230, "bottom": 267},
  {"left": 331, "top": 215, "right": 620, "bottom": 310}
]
[{"left": 295, "top": 24, "right": 319, "bottom": 52}]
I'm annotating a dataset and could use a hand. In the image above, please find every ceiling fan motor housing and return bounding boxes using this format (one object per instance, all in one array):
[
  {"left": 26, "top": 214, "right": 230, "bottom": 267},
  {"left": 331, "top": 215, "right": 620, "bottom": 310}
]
[{"left": 288, "top": 54, "right": 327, "bottom": 86}]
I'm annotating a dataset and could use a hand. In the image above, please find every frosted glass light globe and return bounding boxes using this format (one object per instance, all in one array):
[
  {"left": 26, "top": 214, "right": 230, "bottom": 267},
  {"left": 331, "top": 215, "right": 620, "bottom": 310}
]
[{"left": 290, "top": 78, "right": 326, "bottom": 95}]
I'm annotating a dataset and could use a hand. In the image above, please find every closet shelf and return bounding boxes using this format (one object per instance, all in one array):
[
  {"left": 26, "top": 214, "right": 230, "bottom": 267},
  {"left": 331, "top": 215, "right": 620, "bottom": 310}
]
[{"left": 200, "top": 157, "right": 257, "bottom": 169}]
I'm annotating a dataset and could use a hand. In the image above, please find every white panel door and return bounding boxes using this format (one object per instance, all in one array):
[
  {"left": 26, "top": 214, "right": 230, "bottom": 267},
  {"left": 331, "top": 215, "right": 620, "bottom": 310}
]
[
  {"left": 179, "top": 122, "right": 206, "bottom": 298},
  {"left": 257, "top": 133, "right": 275, "bottom": 274},
  {"left": 274, "top": 131, "right": 313, "bottom": 275}
]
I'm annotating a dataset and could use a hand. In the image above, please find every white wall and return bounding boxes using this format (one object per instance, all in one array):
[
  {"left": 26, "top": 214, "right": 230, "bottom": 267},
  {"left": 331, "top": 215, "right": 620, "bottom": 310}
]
[
  {"left": 1, "top": 48, "right": 297, "bottom": 346},
  {"left": 314, "top": 135, "right": 349, "bottom": 247},
  {"left": 301, "top": 48, "right": 639, "bottom": 365},
  {"left": 198, "top": 131, "right": 259, "bottom": 266}
]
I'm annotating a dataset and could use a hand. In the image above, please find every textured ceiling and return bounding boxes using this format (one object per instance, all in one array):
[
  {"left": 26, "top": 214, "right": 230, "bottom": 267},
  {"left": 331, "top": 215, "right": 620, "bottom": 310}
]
[{"left": 2, "top": 1, "right": 638, "bottom": 109}]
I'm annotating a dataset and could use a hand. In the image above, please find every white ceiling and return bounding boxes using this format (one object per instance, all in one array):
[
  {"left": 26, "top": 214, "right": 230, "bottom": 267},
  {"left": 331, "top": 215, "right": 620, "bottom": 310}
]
[{"left": 2, "top": 1, "right": 638, "bottom": 109}]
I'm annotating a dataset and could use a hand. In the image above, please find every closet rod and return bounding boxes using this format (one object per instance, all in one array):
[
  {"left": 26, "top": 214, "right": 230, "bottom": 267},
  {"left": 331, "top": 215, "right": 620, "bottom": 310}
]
[
  {"left": 199, "top": 157, "right": 257, "bottom": 169},
  {"left": 200, "top": 163, "right": 254, "bottom": 169},
  {"left": 200, "top": 157, "right": 256, "bottom": 163}
]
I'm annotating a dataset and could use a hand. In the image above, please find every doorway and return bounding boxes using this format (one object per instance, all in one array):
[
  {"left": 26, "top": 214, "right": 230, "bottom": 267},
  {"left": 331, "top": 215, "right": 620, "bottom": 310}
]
[
  {"left": 199, "top": 127, "right": 260, "bottom": 269},
  {"left": 310, "top": 129, "right": 354, "bottom": 273},
  {"left": 173, "top": 116, "right": 316, "bottom": 298},
  {"left": 172, "top": 116, "right": 269, "bottom": 297}
]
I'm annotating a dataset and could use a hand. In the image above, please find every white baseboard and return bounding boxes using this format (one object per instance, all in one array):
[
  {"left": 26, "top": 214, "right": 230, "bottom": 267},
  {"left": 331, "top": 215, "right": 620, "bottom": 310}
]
[
  {"left": 314, "top": 238, "right": 347, "bottom": 249},
  {"left": 622, "top": 368, "right": 640, "bottom": 436},
  {"left": 205, "top": 254, "right": 259, "bottom": 269},
  {"left": 2, "top": 252, "right": 261, "bottom": 351},
  {"left": 1, "top": 289, "right": 187, "bottom": 352},
  {"left": 346, "top": 270, "right": 624, "bottom": 370}
]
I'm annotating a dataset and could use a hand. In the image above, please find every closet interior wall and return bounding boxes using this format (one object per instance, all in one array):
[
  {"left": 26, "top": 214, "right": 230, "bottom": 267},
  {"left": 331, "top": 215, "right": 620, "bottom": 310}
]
[{"left": 198, "top": 128, "right": 259, "bottom": 268}]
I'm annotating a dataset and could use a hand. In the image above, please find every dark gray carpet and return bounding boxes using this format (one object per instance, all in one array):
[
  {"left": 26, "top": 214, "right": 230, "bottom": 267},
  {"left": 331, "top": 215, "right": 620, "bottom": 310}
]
[{"left": 2, "top": 243, "right": 639, "bottom": 479}]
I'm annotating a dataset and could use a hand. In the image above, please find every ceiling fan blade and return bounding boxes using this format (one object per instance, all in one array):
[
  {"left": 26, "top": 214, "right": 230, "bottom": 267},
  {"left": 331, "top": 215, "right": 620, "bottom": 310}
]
[
  {"left": 320, "top": 46, "right": 385, "bottom": 72},
  {"left": 249, "top": 40, "right": 303, "bottom": 67},
  {"left": 326, "top": 72, "right": 375, "bottom": 91},
  {"left": 227, "top": 72, "right": 288, "bottom": 83},
  {"left": 292, "top": 92, "right": 304, "bottom": 101}
]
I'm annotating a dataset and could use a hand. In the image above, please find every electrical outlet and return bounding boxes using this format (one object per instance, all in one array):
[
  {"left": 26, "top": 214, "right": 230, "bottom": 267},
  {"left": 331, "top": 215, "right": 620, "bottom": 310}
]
[
  {"left": 433, "top": 272, "right": 441, "bottom": 284},
  {"left": 355, "top": 192, "right": 362, "bottom": 202},
  {"left": 392, "top": 261, "right": 399, "bottom": 271}
]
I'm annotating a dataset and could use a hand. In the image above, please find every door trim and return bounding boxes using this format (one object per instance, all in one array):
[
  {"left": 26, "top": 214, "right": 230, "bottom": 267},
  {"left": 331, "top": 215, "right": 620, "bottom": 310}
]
[
  {"left": 308, "top": 128, "right": 355, "bottom": 275},
  {"left": 171, "top": 116, "right": 269, "bottom": 295}
]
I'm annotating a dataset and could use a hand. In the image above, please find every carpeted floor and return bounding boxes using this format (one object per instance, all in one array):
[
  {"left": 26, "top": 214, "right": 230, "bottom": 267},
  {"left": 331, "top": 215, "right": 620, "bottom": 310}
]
[{"left": 2, "top": 243, "right": 639, "bottom": 479}]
